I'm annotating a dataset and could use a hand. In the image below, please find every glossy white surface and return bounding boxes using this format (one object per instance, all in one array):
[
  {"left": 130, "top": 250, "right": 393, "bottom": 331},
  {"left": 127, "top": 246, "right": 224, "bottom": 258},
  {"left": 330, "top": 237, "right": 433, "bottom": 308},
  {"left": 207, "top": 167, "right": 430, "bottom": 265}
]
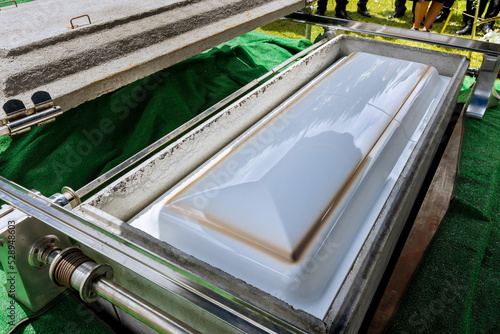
[{"left": 130, "top": 52, "right": 450, "bottom": 317}]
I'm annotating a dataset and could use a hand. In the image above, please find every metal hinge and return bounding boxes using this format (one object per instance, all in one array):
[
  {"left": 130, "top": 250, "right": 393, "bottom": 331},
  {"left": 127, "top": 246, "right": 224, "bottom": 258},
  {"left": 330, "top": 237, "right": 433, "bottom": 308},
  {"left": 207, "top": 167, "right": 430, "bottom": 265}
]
[{"left": 1, "top": 91, "right": 63, "bottom": 137}]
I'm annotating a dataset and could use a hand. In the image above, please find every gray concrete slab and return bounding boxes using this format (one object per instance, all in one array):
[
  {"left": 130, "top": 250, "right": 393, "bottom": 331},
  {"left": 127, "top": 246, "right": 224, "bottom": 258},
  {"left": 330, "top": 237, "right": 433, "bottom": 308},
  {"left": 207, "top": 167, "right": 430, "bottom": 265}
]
[{"left": 0, "top": 0, "right": 305, "bottom": 119}]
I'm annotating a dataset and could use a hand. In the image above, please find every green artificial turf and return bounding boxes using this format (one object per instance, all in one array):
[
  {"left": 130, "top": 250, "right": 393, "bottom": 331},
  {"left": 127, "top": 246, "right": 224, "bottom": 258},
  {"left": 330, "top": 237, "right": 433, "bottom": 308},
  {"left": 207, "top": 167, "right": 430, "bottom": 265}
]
[
  {"left": 387, "top": 80, "right": 500, "bottom": 333},
  {"left": 0, "top": 31, "right": 311, "bottom": 334}
]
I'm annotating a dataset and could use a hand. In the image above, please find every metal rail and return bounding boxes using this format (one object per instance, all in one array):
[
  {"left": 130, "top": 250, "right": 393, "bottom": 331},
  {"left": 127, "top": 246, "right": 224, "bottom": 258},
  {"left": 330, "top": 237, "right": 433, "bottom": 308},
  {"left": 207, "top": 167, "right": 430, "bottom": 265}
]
[
  {"left": 74, "top": 35, "right": 333, "bottom": 200},
  {"left": 286, "top": 12, "right": 500, "bottom": 120},
  {"left": 285, "top": 12, "right": 500, "bottom": 56}
]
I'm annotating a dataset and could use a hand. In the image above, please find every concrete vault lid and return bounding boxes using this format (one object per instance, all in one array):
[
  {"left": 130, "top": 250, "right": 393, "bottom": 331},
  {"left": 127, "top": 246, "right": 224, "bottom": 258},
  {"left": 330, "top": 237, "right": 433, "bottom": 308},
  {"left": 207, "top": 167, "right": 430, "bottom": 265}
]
[{"left": 0, "top": 0, "right": 304, "bottom": 118}]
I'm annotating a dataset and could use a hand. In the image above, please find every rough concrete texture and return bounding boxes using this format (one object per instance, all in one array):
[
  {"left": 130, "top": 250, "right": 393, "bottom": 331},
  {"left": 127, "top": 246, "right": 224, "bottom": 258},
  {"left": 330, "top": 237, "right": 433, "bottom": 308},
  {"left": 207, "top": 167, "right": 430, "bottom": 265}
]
[{"left": 0, "top": 0, "right": 305, "bottom": 118}]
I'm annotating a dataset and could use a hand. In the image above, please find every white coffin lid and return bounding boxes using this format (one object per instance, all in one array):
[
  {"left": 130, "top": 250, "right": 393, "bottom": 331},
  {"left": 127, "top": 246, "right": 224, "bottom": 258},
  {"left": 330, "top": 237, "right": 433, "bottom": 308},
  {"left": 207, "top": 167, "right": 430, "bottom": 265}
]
[{"left": 131, "top": 52, "right": 450, "bottom": 317}]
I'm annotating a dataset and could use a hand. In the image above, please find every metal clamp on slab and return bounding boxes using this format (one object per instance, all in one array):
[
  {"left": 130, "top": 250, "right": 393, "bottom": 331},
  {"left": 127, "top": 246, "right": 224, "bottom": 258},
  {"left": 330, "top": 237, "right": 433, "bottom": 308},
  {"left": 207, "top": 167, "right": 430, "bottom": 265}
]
[{"left": 1, "top": 91, "right": 63, "bottom": 136}]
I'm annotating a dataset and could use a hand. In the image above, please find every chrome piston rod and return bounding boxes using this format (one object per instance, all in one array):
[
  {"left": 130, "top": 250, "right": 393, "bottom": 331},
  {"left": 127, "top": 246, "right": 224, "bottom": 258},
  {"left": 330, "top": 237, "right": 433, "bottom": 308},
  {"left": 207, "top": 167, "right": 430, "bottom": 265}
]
[{"left": 94, "top": 277, "right": 198, "bottom": 334}]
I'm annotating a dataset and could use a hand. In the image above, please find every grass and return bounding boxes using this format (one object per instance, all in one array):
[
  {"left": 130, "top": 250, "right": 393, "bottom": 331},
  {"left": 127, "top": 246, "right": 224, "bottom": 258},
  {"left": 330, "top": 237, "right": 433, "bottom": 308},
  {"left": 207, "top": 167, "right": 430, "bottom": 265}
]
[{"left": 256, "top": 0, "right": 487, "bottom": 69}]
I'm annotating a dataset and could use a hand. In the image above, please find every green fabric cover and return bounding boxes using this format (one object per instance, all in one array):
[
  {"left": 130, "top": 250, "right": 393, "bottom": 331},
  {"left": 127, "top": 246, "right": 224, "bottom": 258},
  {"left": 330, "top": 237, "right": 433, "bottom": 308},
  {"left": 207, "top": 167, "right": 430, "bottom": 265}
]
[{"left": 0, "top": 31, "right": 311, "bottom": 334}]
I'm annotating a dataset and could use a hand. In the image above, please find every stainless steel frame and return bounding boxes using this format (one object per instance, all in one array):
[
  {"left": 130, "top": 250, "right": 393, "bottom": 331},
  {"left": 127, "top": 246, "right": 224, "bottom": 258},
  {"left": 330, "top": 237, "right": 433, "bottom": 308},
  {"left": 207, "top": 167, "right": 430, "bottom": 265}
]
[
  {"left": 0, "top": 14, "right": 482, "bottom": 334},
  {"left": 1, "top": 35, "right": 467, "bottom": 333}
]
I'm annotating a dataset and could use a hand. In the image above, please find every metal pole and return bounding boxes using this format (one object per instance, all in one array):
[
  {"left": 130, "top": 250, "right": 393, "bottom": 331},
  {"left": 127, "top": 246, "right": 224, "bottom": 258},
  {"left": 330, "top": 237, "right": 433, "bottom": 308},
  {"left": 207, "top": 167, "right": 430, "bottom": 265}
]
[
  {"left": 440, "top": 0, "right": 459, "bottom": 34},
  {"left": 94, "top": 277, "right": 199, "bottom": 334},
  {"left": 469, "top": 0, "right": 482, "bottom": 59},
  {"left": 305, "top": 24, "right": 312, "bottom": 40}
]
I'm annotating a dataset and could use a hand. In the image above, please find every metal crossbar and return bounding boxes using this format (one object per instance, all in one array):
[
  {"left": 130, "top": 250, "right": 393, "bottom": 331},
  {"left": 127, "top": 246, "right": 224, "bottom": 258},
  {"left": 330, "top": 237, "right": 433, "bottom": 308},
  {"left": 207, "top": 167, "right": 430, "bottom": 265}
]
[
  {"left": 286, "top": 12, "right": 500, "bottom": 55},
  {"left": 286, "top": 12, "right": 500, "bottom": 119}
]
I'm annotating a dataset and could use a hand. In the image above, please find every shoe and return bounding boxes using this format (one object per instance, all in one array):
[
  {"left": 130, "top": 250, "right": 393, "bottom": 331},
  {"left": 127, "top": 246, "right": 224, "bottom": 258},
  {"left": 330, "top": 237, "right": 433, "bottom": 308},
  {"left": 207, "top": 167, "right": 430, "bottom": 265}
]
[
  {"left": 336, "top": 9, "right": 352, "bottom": 20},
  {"left": 411, "top": 27, "right": 418, "bottom": 31},
  {"left": 456, "top": 24, "right": 473, "bottom": 35},
  {"left": 357, "top": 6, "right": 371, "bottom": 18},
  {"left": 388, "top": 10, "right": 405, "bottom": 19},
  {"left": 482, "top": 24, "right": 494, "bottom": 35},
  {"left": 434, "top": 9, "right": 450, "bottom": 23}
]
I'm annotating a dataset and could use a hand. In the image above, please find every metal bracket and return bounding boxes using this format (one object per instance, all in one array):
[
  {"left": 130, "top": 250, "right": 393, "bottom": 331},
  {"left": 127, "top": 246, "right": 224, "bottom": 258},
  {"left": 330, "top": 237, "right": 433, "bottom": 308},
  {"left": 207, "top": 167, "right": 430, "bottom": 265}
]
[
  {"left": 0, "top": 209, "right": 73, "bottom": 312},
  {"left": 70, "top": 14, "right": 92, "bottom": 29},
  {"left": 466, "top": 55, "right": 500, "bottom": 119},
  {"left": 1, "top": 91, "right": 64, "bottom": 137}
]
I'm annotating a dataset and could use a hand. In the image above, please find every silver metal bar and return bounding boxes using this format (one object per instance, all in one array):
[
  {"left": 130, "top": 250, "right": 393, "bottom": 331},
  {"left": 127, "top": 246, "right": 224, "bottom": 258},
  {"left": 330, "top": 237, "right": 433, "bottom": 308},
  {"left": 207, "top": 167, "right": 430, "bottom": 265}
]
[
  {"left": 466, "top": 55, "right": 500, "bottom": 119},
  {"left": 94, "top": 277, "right": 199, "bottom": 334},
  {"left": 0, "top": 106, "right": 63, "bottom": 136},
  {"left": 0, "top": 176, "right": 306, "bottom": 334},
  {"left": 74, "top": 36, "right": 333, "bottom": 199},
  {"left": 285, "top": 12, "right": 500, "bottom": 55}
]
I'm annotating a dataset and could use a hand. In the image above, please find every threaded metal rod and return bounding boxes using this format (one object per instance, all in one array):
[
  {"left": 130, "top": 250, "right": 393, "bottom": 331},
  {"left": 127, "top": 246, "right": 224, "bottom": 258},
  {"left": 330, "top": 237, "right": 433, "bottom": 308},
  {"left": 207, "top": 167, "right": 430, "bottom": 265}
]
[
  {"left": 46, "top": 246, "right": 198, "bottom": 333},
  {"left": 94, "top": 277, "right": 198, "bottom": 334}
]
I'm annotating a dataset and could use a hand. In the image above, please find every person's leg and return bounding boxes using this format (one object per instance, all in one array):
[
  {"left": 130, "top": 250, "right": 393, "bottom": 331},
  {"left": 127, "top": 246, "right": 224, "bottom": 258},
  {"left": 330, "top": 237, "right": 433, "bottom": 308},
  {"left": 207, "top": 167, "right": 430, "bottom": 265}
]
[
  {"left": 357, "top": 0, "right": 371, "bottom": 17},
  {"left": 412, "top": 1, "right": 426, "bottom": 25},
  {"left": 462, "top": 0, "right": 475, "bottom": 24},
  {"left": 413, "top": 1, "right": 430, "bottom": 29},
  {"left": 443, "top": 0, "right": 455, "bottom": 9},
  {"left": 482, "top": 0, "right": 500, "bottom": 33},
  {"left": 336, "top": 0, "right": 353, "bottom": 19},
  {"left": 435, "top": 0, "right": 455, "bottom": 22},
  {"left": 317, "top": 0, "right": 328, "bottom": 15},
  {"left": 358, "top": 0, "right": 372, "bottom": 17},
  {"left": 456, "top": 0, "right": 475, "bottom": 34},
  {"left": 396, "top": 0, "right": 408, "bottom": 14},
  {"left": 423, "top": 1, "right": 444, "bottom": 30},
  {"left": 478, "top": 0, "right": 490, "bottom": 17},
  {"left": 457, "top": 0, "right": 490, "bottom": 34},
  {"left": 484, "top": 0, "right": 500, "bottom": 18},
  {"left": 389, "top": 0, "right": 407, "bottom": 18}
]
